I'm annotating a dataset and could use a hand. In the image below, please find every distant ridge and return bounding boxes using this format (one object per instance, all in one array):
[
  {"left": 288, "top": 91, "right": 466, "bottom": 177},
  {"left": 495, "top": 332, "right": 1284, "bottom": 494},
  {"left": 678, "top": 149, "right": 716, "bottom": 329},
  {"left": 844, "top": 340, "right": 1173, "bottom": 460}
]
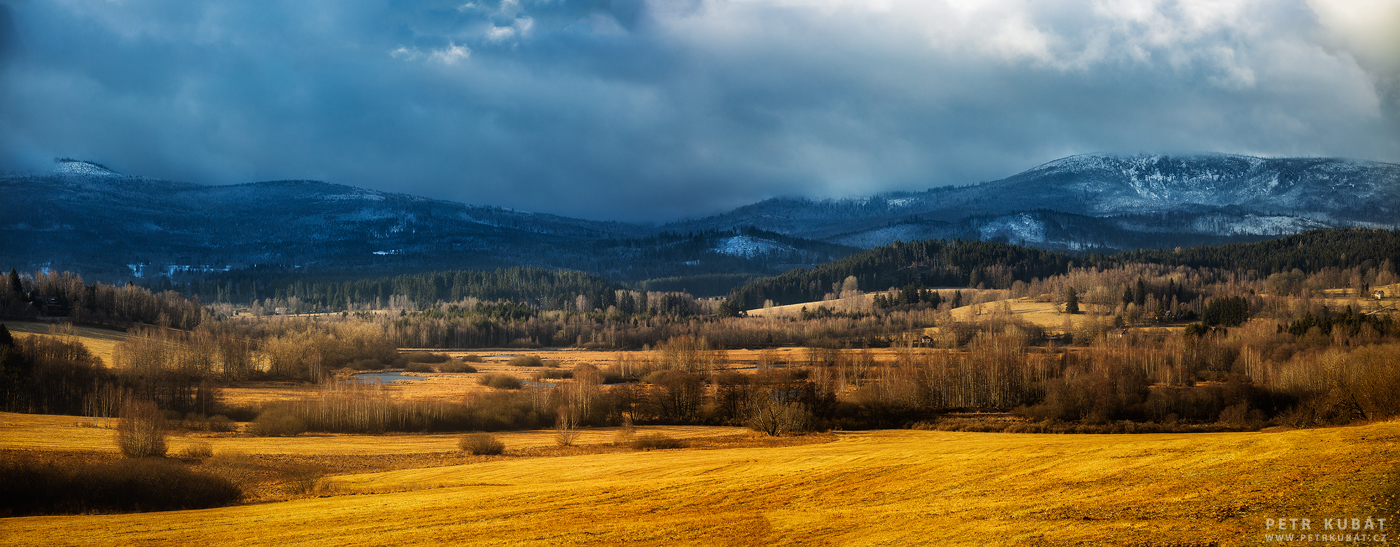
[
  {"left": 664, "top": 153, "right": 1400, "bottom": 250},
  {"left": 3, "top": 153, "right": 1395, "bottom": 282}
]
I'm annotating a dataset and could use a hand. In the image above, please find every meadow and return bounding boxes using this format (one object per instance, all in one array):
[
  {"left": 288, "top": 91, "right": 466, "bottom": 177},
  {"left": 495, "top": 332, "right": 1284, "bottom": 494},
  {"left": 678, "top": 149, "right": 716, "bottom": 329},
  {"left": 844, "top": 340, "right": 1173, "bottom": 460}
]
[
  {"left": 4, "top": 264, "right": 1400, "bottom": 544},
  {"left": 2, "top": 413, "right": 1395, "bottom": 545}
]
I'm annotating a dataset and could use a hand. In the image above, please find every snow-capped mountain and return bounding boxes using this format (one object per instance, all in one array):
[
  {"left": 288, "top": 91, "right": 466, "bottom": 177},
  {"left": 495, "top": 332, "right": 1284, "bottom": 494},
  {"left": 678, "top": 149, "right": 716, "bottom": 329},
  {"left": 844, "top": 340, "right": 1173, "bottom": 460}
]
[
  {"left": 666, "top": 153, "right": 1400, "bottom": 249},
  {"left": 4, "top": 153, "right": 1396, "bottom": 282}
]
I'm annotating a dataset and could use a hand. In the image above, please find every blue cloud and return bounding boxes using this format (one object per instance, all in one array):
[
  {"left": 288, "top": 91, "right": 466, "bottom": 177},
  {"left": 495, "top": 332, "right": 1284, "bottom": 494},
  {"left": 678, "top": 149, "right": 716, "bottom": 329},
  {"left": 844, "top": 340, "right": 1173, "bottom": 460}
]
[{"left": 0, "top": 0, "right": 1396, "bottom": 222}]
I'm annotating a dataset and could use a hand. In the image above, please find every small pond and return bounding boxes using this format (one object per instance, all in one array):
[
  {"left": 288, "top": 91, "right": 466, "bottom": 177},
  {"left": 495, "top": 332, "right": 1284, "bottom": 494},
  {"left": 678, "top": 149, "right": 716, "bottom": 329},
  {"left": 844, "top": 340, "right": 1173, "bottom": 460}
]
[{"left": 351, "top": 371, "right": 429, "bottom": 384}]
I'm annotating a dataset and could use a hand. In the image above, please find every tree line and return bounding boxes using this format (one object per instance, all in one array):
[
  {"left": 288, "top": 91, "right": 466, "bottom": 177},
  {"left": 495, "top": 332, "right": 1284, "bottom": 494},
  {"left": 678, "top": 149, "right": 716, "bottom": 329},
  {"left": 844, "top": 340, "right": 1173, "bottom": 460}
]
[
  {"left": 727, "top": 228, "right": 1400, "bottom": 309},
  {"left": 2, "top": 269, "right": 204, "bottom": 329}
]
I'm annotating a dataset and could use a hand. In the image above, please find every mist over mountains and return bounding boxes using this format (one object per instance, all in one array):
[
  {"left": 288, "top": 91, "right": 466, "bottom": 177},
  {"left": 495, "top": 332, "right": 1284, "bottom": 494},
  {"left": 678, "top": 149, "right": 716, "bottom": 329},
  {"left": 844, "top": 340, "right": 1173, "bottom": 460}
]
[
  {"left": 666, "top": 154, "right": 1400, "bottom": 250},
  {"left": 4, "top": 153, "right": 1397, "bottom": 284}
]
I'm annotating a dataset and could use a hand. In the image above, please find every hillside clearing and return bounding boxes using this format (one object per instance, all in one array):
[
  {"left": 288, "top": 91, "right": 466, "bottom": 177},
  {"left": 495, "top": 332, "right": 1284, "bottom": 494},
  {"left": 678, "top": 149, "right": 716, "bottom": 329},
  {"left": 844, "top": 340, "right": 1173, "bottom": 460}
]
[{"left": 2, "top": 321, "right": 136, "bottom": 366}]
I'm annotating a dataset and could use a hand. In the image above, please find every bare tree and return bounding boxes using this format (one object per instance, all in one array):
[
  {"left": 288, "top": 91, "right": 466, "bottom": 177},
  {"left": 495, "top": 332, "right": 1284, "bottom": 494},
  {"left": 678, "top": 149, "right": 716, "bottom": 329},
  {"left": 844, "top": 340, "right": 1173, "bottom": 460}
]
[
  {"left": 747, "top": 390, "right": 811, "bottom": 436},
  {"left": 555, "top": 406, "right": 580, "bottom": 446},
  {"left": 116, "top": 400, "right": 167, "bottom": 458}
]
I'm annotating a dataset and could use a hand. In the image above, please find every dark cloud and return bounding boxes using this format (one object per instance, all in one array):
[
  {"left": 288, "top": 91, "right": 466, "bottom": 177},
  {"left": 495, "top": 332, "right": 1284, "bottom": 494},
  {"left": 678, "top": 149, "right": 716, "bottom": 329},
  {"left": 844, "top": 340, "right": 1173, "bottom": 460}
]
[{"left": 1, "top": 0, "right": 1397, "bottom": 222}]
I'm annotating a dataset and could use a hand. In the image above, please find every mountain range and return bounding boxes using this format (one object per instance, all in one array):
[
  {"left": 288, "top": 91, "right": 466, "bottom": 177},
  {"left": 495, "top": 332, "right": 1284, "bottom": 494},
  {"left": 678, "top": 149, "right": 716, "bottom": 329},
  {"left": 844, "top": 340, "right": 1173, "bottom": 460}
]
[
  {"left": 666, "top": 154, "right": 1400, "bottom": 250},
  {"left": 4, "top": 153, "right": 1396, "bottom": 285}
]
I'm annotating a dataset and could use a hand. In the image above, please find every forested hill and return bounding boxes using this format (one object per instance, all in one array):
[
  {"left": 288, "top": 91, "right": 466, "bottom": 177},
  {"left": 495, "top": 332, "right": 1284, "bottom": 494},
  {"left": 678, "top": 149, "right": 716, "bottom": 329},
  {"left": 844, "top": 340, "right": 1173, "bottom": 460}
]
[
  {"left": 1099, "top": 228, "right": 1400, "bottom": 274},
  {"left": 197, "top": 267, "right": 622, "bottom": 311},
  {"left": 729, "top": 228, "right": 1400, "bottom": 308},
  {"left": 728, "top": 240, "right": 1073, "bottom": 308}
]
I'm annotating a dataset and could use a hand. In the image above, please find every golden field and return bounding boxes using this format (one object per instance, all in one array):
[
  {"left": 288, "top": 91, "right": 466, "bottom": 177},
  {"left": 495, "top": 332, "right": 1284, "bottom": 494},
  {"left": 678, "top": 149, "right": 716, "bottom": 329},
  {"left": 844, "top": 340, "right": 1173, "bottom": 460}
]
[
  {"left": 3, "top": 411, "right": 1396, "bottom": 545},
  {"left": 0, "top": 412, "right": 748, "bottom": 456}
]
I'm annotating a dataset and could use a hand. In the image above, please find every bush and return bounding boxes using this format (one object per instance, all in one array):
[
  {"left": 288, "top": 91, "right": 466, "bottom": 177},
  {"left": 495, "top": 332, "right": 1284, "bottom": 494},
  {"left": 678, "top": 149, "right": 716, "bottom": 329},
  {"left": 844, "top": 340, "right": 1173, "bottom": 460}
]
[
  {"left": 207, "top": 414, "right": 236, "bottom": 432},
  {"left": 747, "top": 400, "right": 813, "bottom": 436},
  {"left": 613, "top": 415, "right": 637, "bottom": 445},
  {"left": 116, "top": 400, "right": 168, "bottom": 458},
  {"left": 461, "top": 354, "right": 484, "bottom": 363},
  {"left": 478, "top": 373, "right": 523, "bottom": 390},
  {"left": 249, "top": 408, "right": 307, "bottom": 437},
  {"left": 204, "top": 450, "right": 258, "bottom": 488},
  {"left": 632, "top": 433, "right": 685, "bottom": 451},
  {"left": 535, "top": 368, "right": 573, "bottom": 380},
  {"left": 508, "top": 355, "right": 544, "bottom": 367},
  {"left": 404, "top": 361, "right": 435, "bottom": 373},
  {"left": 439, "top": 361, "right": 478, "bottom": 373},
  {"left": 281, "top": 463, "right": 328, "bottom": 495},
  {"left": 460, "top": 432, "right": 506, "bottom": 455},
  {"left": 178, "top": 442, "right": 214, "bottom": 460},
  {"left": 0, "top": 453, "right": 242, "bottom": 515},
  {"left": 461, "top": 392, "right": 547, "bottom": 431},
  {"left": 403, "top": 352, "right": 451, "bottom": 363}
]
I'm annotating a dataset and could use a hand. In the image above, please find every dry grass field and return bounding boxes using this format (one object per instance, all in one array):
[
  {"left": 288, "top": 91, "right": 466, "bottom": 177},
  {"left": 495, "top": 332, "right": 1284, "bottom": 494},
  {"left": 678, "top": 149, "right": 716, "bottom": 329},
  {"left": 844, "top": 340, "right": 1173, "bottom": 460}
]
[
  {"left": 4, "top": 412, "right": 1396, "bottom": 545},
  {"left": 0, "top": 412, "right": 747, "bottom": 456}
]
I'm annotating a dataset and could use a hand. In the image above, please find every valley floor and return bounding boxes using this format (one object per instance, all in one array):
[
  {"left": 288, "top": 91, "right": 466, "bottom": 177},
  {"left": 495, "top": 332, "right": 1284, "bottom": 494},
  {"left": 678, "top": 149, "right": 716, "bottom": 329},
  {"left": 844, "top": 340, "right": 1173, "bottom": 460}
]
[{"left": 4, "top": 415, "right": 1397, "bottom": 546}]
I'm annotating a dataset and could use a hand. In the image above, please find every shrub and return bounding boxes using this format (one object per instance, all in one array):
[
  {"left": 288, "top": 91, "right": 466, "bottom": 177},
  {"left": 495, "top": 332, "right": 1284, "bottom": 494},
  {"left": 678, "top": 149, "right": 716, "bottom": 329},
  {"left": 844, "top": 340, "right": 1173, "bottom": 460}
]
[
  {"left": 116, "top": 400, "right": 168, "bottom": 458},
  {"left": 439, "top": 360, "right": 478, "bottom": 373},
  {"left": 461, "top": 354, "right": 484, "bottom": 363},
  {"left": 204, "top": 450, "right": 258, "bottom": 487},
  {"left": 555, "top": 410, "right": 580, "bottom": 447},
  {"left": 478, "top": 373, "right": 522, "bottom": 390},
  {"left": 460, "top": 432, "right": 506, "bottom": 455},
  {"left": 747, "top": 400, "right": 813, "bottom": 436},
  {"left": 351, "top": 358, "right": 387, "bottom": 371},
  {"left": 404, "top": 361, "right": 435, "bottom": 373},
  {"left": 461, "top": 392, "right": 546, "bottom": 431},
  {"left": 536, "top": 368, "right": 573, "bottom": 380},
  {"left": 249, "top": 408, "right": 307, "bottom": 437},
  {"left": 403, "top": 352, "right": 451, "bottom": 363},
  {"left": 207, "top": 414, "right": 236, "bottom": 432},
  {"left": 613, "top": 415, "right": 637, "bottom": 445},
  {"left": 178, "top": 442, "right": 214, "bottom": 460},
  {"left": 632, "top": 433, "right": 685, "bottom": 451},
  {"left": 508, "top": 355, "right": 544, "bottom": 367},
  {"left": 0, "top": 453, "right": 241, "bottom": 515},
  {"left": 281, "top": 463, "right": 328, "bottom": 495}
]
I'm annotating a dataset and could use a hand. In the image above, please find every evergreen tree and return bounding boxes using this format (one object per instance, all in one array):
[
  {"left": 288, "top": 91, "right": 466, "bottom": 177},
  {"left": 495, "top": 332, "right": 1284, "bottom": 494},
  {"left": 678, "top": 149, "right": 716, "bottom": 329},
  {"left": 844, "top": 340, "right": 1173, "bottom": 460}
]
[
  {"left": 8, "top": 269, "right": 21, "bottom": 296},
  {"left": 1065, "top": 287, "right": 1080, "bottom": 315}
]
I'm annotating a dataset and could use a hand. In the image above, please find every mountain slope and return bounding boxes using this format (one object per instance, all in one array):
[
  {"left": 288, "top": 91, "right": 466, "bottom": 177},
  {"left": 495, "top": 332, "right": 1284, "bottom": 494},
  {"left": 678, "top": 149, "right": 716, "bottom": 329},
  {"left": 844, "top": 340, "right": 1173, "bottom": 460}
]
[
  {"left": 1, "top": 161, "right": 850, "bottom": 281},
  {"left": 666, "top": 154, "right": 1400, "bottom": 249},
  {"left": 5, "top": 154, "right": 1396, "bottom": 282}
]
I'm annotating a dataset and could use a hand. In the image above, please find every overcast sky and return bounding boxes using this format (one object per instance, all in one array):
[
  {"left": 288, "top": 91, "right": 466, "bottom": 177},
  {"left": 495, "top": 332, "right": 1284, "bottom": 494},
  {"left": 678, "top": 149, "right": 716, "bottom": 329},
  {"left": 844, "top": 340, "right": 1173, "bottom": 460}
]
[{"left": 1, "top": 0, "right": 1397, "bottom": 222}]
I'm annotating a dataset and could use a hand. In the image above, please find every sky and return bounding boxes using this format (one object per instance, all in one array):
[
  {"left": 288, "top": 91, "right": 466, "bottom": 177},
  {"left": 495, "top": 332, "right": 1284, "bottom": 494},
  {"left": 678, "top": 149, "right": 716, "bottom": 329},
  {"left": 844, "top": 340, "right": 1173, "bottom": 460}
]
[{"left": 1, "top": 0, "right": 1398, "bottom": 223}]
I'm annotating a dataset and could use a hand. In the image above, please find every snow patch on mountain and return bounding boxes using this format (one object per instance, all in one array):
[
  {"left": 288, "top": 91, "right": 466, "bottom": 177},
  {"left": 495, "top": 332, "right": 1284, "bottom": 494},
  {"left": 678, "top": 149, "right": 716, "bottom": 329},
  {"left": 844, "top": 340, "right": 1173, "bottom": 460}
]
[
  {"left": 715, "top": 235, "right": 787, "bottom": 257},
  {"left": 54, "top": 160, "right": 118, "bottom": 177},
  {"left": 1187, "top": 214, "right": 1334, "bottom": 236},
  {"left": 829, "top": 224, "right": 952, "bottom": 249},
  {"left": 321, "top": 191, "right": 385, "bottom": 202},
  {"left": 978, "top": 213, "right": 1046, "bottom": 244}
]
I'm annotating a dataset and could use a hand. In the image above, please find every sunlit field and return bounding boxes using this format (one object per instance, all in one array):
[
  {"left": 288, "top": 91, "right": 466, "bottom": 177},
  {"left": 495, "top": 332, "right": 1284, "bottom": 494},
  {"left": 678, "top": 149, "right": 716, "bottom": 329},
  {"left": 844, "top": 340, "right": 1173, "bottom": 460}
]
[
  {"left": 5, "top": 267, "right": 1399, "bottom": 545},
  {"left": 3, "top": 321, "right": 135, "bottom": 365},
  {"left": 4, "top": 415, "right": 1396, "bottom": 546},
  {"left": 0, "top": 412, "right": 747, "bottom": 456}
]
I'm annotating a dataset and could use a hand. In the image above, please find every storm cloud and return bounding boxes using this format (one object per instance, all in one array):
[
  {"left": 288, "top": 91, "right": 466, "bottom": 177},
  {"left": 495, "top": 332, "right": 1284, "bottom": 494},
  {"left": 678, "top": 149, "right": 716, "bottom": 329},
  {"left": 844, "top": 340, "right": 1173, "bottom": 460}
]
[{"left": 1, "top": 0, "right": 1397, "bottom": 222}]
